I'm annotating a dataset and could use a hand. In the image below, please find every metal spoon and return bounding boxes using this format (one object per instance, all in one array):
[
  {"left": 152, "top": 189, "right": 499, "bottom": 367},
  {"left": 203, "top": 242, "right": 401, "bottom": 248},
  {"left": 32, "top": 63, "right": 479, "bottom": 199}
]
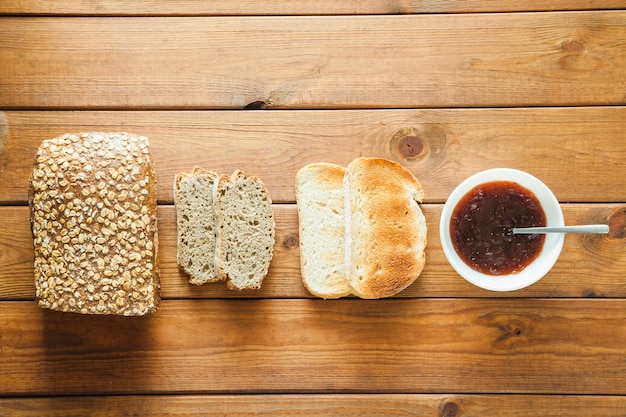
[{"left": 512, "top": 224, "right": 609, "bottom": 235}]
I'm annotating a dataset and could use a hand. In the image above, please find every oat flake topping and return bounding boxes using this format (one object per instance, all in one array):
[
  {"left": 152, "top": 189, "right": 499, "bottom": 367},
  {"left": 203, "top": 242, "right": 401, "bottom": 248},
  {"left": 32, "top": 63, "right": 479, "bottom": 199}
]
[{"left": 30, "top": 132, "right": 159, "bottom": 316}]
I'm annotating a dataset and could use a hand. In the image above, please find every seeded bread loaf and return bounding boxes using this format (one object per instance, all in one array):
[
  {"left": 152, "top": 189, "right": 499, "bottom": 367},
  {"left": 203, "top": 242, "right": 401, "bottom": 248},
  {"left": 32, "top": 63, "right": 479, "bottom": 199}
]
[
  {"left": 30, "top": 132, "right": 160, "bottom": 316},
  {"left": 215, "top": 170, "right": 275, "bottom": 290},
  {"left": 174, "top": 168, "right": 222, "bottom": 285},
  {"left": 344, "top": 157, "right": 426, "bottom": 299},
  {"left": 296, "top": 163, "right": 352, "bottom": 299}
]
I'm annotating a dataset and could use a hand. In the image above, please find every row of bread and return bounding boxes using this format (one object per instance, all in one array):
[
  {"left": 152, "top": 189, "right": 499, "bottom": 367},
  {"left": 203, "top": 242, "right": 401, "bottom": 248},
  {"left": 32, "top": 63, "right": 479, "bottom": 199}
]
[{"left": 30, "top": 132, "right": 426, "bottom": 316}]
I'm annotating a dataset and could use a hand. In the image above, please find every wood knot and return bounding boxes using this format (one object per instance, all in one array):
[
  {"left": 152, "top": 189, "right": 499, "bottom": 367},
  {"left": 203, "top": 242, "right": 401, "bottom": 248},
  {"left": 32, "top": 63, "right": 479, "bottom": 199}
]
[
  {"left": 284, "top": 235, "right": 299, "bottom": 249},
  {"left": 390, "top": 125, "right": 446, "bottom": 164},
  {"left": 607, "top": 207, "right": 626, "bottom": 239},
  {"left": 562, "top": 39, "right": 585, "bottom": 53},
  {"left": 243, "top": 100, "right": 267, "bottom": 110},
  {"left": 496, "top": 321, "right": 526, "bottom": 342},
  {"left": 583, "top": 289, "right": 603, "bottom": 298},
  {"left": 442, "top": 401, "right": 461, "bottom": 417},
  {"left": 558, "top": 38, "right": 604, "bottom": 72},
  {"left": 396, "top": 135, "right": 424, "bottom": 159}
]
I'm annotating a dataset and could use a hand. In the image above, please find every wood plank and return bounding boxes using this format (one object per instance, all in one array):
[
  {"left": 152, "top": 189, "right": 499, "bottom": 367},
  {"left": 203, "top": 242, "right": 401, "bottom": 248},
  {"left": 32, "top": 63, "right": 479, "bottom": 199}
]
[
  {"left": 2, "top": 203, "right": 625, "bottom": 300},
  {"left": 2, "top": 0, "right": 625, "bottom": 15},
  {"left": 1, "top": 108, "right": 625, "bottom": 205},
  {"left": 1, "top": 13, "right": 625, "bottom": 109},
  {"left": 0, "top": 299, "right": 625, "bottom": 395},
  {"left": 1, "top": 394, "right": 626, "bottom": 416}
]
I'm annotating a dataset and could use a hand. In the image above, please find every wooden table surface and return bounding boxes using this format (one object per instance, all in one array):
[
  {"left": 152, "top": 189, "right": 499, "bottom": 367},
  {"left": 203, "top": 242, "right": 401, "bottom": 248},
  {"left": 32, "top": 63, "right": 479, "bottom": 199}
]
[{"left": 1, "top": 1, "right": 626, "bottom": 416}]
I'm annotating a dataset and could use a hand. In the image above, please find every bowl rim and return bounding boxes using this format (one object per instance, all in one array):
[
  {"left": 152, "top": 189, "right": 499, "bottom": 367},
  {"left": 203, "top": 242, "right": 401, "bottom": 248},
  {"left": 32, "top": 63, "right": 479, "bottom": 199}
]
[{"left": 439, "top": 168, "right": 565, "bottom": 291}]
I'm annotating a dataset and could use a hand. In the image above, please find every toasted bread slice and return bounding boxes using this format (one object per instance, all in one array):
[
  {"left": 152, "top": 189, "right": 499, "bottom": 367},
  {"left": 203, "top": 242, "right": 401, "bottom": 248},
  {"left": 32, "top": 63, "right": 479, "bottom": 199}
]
[
  {"left": 344, "top": 157, "right": 426, "bottom": 299},
  {"left": 296, "top": 163, "right": 352, "bottom": 299}
]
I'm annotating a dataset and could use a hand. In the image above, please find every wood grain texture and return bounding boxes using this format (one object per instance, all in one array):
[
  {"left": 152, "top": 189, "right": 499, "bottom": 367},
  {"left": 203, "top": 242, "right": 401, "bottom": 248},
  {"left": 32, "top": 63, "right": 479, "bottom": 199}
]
[
  {"left": 2, "top": 1, "right": 626, "bottom": 15},
  {"left": 1, "top": 108, "right": 625, "bottom": 205},
  {"left": 1, "top": 394, "right": 625, "bottom": 416},
  {"left": 1, "top": 7, "right": 626, "bottom": 411},
  {"left": 1, "top": 299, "right": 625, "bottom": 396},
  {"left": 1, "top": 13, "right": 625, "bottom": 109},
  {"left": 2, "top": 203, "right": 625, "bottom": 301}
]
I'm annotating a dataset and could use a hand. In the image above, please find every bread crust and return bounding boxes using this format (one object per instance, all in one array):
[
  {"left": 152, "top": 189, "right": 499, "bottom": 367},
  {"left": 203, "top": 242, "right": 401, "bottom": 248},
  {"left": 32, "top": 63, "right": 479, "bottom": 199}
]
[
  {"left": 344, "top": 157, "right": 426, "bottom": 299},
  {"left": 30, "top": 132, "right": 160, "bottom": 315},
  {"left": 213, "top": 172, "right": 229, "bottom": 283}
]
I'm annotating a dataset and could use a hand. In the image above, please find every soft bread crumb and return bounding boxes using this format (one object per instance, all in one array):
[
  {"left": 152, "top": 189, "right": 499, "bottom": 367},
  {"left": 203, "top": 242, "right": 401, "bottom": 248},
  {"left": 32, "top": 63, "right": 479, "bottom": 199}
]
[
  {"left": 296, "top": 163, "right": 352, "bottom": 299},
  {"left": 175, "top": 168, "right": 275, "bottom": 290},
  {"left": 174, "top": 168, "right": 222, "bottom": 285},
  {"left": 216, "top": 170, "right": 275, "bottom": 290}
]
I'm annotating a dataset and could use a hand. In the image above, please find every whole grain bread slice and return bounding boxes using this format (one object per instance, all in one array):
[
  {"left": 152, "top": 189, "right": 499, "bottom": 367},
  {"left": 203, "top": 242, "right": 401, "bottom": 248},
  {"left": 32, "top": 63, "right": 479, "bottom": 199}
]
[
  {"left": 296, "top": 163, "right": 352, "bottom": 299},
  {"left": 344, "top": 157, "right": 426, "bottom": 299},
  {"left": 215, "top": 170, "right": 275, "bottom": 290},
  {"left": 174, "top": 167, "right": 222, "bottom": 285}
]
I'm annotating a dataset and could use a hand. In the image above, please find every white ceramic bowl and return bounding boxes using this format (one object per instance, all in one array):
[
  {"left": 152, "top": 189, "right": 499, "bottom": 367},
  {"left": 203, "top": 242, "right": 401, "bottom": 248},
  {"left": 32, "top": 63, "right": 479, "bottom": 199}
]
[{"left": 440, "top": 168, "right": 564, "bottom": 291}]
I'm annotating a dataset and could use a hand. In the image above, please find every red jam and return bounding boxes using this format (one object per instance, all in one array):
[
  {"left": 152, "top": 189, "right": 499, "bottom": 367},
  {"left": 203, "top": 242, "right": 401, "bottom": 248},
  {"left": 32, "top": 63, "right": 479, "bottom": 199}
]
[{"left": 450, "top": 181, "right": 546, "bottom": 275}]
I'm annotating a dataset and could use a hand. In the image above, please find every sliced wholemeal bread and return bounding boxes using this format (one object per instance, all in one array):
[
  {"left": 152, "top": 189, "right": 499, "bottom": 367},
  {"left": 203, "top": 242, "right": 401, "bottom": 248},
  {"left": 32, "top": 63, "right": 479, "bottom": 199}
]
[
  {"left": 296, "top": 163, "right": 352, "bottom": 299},
  {"left": 215, "top": 170, "right": 275, "bottom": 290},
  {"left": 344, "top": 157, "right": 426, "bottom": 299},
  {"left": 174, "top": 167, "right": 222, "bottom": 285}
]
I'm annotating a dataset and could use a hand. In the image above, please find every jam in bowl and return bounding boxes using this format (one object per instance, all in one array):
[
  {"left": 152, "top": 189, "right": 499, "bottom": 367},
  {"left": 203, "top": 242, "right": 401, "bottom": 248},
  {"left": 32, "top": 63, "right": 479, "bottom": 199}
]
[{"left": 440, "top": 168, "right": 564, "bottom": 291}]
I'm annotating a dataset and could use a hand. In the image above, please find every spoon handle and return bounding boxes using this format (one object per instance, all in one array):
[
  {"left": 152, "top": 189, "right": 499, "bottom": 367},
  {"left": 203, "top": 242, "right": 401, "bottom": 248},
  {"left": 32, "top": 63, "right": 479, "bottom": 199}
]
[{"left": 512, "top": 225, "right": 609, "bottom": 234}]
